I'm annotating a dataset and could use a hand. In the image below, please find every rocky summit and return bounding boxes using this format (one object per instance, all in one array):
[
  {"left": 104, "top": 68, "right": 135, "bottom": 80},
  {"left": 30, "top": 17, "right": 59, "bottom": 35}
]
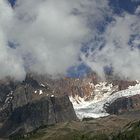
[{"left": 0, "top": 74, "right": 77, "bottom": 139}]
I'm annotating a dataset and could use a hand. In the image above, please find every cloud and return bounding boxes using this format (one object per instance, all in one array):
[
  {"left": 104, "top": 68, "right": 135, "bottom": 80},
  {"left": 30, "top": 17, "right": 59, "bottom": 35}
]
[
  {"left": 9, "top": 0, "right": 110, "bottom": 79},
  {"left": 3, "top": 0, "right": 140, "bottom": 81},
  {"left": 135, "top": 6, "right": 140, "bottom": 14},
  {"left": 0, "top": 0, "right": 25, "bottom": 81},
  {"left": 0, "top": 0, "right": 110, "bottom": 80},
  {"left": 82, "top": 12, "right": 140, "bottom": 80}
]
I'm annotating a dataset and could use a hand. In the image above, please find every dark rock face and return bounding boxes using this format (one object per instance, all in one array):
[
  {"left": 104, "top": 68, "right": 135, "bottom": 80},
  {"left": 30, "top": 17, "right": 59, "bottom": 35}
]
[
  {"left": 0, "top": 81, "right": 16, "bottom": 106},
  {"left": 0, "top": 75, "right": 77, "bottom": 138},
  {"left": 52, "top": 95, "right": 77, "bottom": 123},
  {"left": 0, "top": 81, "right": 16, "bottom": 123},
  {"left": 105, "top": 95, "right": 140, "bottom": 115},
  {"left": 0, "top": 96, "right": 77, "bottom": 137},
  {"left": 112, "top": 80, "right": 137, "bottom": 90},
  {"left": 1, "top": 98, "right": 51, "bottom": 137}
]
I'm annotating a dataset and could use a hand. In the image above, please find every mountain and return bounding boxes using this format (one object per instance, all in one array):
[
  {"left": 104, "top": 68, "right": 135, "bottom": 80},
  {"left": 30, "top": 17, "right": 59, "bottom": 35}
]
[
  {"left": 0, "top": 74, "right": 77, "bottom": 139},
  {"left": 0, "top": 73, "right": 140, "bottom": 139}
]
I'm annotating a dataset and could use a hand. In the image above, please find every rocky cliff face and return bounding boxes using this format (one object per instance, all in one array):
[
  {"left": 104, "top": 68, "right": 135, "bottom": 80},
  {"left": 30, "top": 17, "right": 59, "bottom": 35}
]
[
  {"left": 105, "top": 94, "right": 140, "bottom": 115},
  {"left": 0, "top": 74, "right": 77, "bottom": 138},
  {"left": 0, "top": 73, "right": 139, "bottom": 138},
  {"left": 46, "top": 77, "right": 137, "bottom": 104},
  {"left": 0, "top": 95, "right": 76, "bottom": 137}
]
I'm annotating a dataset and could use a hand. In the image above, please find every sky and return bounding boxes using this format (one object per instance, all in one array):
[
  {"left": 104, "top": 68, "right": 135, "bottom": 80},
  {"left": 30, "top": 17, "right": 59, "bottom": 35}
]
[{"left": 0, "top": 0, "right": 140, "bottom": 81}]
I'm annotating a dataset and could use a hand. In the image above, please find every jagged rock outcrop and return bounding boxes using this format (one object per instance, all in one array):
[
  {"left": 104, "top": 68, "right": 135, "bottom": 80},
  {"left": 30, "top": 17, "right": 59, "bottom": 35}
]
[
  {"left": 112, "top": 80, "right": 137, "bottom": 90},
  {"left": 0, "top": 80, "right": 16, "bottom": 106},
  {"left": 105, "top": 95, "right": 140, "bottom": 115},
  {"left": 0, "top": 74, "right": 77, "bottom": 138},
  {"left": 0, "top": 95, "right": 77, "bottom": 137}
]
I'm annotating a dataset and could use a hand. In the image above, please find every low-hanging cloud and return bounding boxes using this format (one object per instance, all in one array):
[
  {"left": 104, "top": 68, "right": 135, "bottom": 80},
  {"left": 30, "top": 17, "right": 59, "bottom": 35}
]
[
  {"left": 1, "top": 0, "right": 140, "bottom": 81},
  {"left": 82, "top": 11, "right": 140, "bottom": 80},
  {"left": 0, "top": 0, "right": 110, "bottom": 80},
  {"left": 0, "top": 0, "right": 26, "bottom": 81}
]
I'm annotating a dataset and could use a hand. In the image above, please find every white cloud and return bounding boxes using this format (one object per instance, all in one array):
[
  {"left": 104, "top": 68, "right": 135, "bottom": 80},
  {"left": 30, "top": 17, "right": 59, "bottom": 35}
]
[
  {"left": 9, "top": 0, "right": 110, "bottom": 78},
  {"left": 3, "top": 0, "right": 140, "bottom": 81},
  {"left": 135, "top": 6, "right": 140, "bottom": 14},
  {"left": 0, "top": 0, "right": 25, "bottom": 81},
  {"left": 83, "top": 12, "right": 140, "bottom": 80}
]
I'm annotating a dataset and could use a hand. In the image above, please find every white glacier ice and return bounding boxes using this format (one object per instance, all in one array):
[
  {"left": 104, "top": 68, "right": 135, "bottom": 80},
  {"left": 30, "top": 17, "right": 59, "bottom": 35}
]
[{"left": 70, "top": 82, "right": 140, "bottom": 119}]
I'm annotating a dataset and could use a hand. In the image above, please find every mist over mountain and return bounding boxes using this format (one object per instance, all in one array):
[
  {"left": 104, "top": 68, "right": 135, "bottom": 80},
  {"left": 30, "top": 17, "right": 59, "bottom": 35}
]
[
  {"left": 1, "top": 1, "right": 140, "bottom": 139},
  {"left": 0, "top": 0, "right": 140, "bottom": 81}
]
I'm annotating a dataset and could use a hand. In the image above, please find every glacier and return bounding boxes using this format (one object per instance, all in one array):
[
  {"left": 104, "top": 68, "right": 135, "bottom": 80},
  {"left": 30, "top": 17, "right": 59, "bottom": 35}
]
[{"left": 70, "top": 81, "right": 140, "bottom": 119}]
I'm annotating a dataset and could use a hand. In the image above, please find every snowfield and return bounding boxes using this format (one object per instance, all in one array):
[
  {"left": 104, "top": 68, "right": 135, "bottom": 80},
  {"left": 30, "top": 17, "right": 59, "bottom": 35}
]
[{"left": 70, "top": 82, "right": 140, "bottom": 119}]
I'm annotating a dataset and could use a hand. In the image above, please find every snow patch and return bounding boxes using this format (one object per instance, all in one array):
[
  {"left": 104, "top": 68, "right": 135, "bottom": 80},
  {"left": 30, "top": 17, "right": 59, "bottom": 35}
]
[
  {"left": 40, "top": 83, "right": 45, "bottom": 87},
  {"left": 5, "top": 97, "right": 13, "bottom": 103},
  {"left": 51, "top": 95, "right": 54, "bottom": 97},
  {"left": 39, "top": 90, "right": 43, "bottom": 95},
  {"left": 5, "top": 91, "right": 13, "bottom": 103}
]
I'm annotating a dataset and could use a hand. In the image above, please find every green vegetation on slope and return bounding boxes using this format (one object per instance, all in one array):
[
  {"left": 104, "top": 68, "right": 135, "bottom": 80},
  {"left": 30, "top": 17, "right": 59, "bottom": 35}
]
[
  {"left": 112, "top": 121, "right": 140, "bottom": 140},
  {"left": 10, "top": 118, "right": 140, "bottom": 140}
]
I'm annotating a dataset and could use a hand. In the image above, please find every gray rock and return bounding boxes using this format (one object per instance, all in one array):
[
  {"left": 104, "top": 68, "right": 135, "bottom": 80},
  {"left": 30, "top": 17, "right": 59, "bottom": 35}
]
[
  {"left": 105, "top": 95, "right": 140, "bottom": 115},
  {"left": 0, "top": 74, "right": 77, "bottom": 139},
  {"left": 0, "top": 95, "right": 77, "bottom": 138}
]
